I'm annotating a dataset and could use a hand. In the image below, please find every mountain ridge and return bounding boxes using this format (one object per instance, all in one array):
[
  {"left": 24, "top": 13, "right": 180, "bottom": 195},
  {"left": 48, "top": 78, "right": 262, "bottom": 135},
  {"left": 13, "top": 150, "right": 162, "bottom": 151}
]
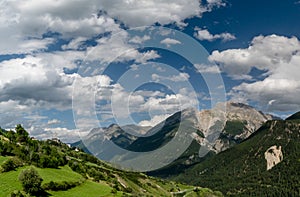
[
  {"left": 73, "top": 102, "right": 278, "bottom": 175},
  {"left": 170, "top": 113, "right": 300, "bottom": 196}
]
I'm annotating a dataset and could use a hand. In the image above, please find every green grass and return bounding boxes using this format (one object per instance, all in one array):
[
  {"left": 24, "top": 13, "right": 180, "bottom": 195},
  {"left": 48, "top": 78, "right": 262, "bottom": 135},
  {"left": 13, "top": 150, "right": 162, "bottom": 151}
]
[
  {"left": 0, "top": 164, "right": 122, "bottom": 197},
  {"left": 35, "top": 165, "right": 83, "bottom": 184},
  {"left": 0, "top": 156, "right": 9, "bottom": 164},
  {"left": 0, "top": 166, "right": 25, "bottom": 196},
  {"left": 49, "top": 180, "right": 122, "bottom": 197},
  {"left": 0, "top": 165, "right": 83, "bottom": 197}
]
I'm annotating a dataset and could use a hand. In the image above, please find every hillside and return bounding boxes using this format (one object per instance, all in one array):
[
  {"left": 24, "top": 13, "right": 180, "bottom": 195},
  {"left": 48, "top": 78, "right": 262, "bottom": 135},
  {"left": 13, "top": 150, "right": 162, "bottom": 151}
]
[
  {"left": 171, "top": 113, "right": 300, "bottom": 196},
  {"left": 286, "top": 111, "right": 300, "bottom": 120},
  {"left": 0, "top": 125, "right": 222, "bottom": 197}
]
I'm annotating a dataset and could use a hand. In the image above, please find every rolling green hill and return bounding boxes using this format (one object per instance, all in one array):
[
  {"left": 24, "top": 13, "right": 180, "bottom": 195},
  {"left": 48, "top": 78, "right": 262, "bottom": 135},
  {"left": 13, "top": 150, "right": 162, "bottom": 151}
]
[
  {"left": 0, "top": 125, "right": 222, "bottom": 197},
  {"left": 171, "top": 113, "right": 300, "bottom": 196}
]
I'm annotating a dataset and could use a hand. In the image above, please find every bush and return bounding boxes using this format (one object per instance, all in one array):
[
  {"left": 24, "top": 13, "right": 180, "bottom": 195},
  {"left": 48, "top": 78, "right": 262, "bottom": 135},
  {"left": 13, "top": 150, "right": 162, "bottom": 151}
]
[
  {"left": 124, "top": 187, "right": 133, "bottom": 193},
  {"left": 42, "top": 180, "right": 80, "bottom": 191},
  {"left": 18, "top": 167, "right": 43, "bottom": 195},
  {"left": 111, "top": 188, "right": 118, "bottom": 194},
  {"left": 1, "top": 157, "right": 22, "bottom": 172},
  {"left": 10, "top": 190, "right": 28, "bottom": 197},
  {"left": 68, "top": 160, "right": 85, "bottom": 174},
  {"left": 1, "top": 158, "right": 16, "bottom": 172}
]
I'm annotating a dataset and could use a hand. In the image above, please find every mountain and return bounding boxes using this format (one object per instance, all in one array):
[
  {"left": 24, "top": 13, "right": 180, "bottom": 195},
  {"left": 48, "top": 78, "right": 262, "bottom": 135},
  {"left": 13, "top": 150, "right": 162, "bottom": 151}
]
[
  {"left": 72, "top": 124, "right": 151, "bottom": 159},
  {"left": 0, "top": 125, "right": 223, "bottom": 196},
  {"left": 148, "top": 102, "right": 275, "bottom": 177},
  {"left": 171, "top": 112, "right": 300, "bottom": 196},
  {"left": 74, "top": 102, "right": 275, "bottom": 175},
  {"left": 211, "top": 102, "right": 276, "bottom": 152},
  {"left": 127, "top": 108, "right": 200, "bottom": 152}
]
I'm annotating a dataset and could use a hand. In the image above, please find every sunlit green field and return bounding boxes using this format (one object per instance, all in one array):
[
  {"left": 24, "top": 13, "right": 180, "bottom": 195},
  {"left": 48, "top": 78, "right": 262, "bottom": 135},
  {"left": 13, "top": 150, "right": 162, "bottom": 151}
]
[
  {"left": 0, "top": 166, "right": 25, "bottom": 196},
  {"left": 0, "top": 165, "right": 85, "bottom": 197},
  {"left": 0, "top": 156, "right": 8, "bottom": 164},
  {"left": 49, "top": 181, "right": 122, "bottom": 197}
]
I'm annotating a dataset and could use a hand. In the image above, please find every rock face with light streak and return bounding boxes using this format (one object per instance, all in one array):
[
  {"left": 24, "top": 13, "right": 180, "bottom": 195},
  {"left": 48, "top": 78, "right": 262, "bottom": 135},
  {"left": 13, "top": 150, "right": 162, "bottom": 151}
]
[{"left": 265, "top": 145, "right": 283, "bottom": 170}]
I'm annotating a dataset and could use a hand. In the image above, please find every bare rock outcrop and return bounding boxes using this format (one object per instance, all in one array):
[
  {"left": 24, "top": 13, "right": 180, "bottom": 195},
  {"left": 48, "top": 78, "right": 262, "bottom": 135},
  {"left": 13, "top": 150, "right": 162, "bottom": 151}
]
[{"left": 264, "top": 145, "right": 283, "bottom": 170}]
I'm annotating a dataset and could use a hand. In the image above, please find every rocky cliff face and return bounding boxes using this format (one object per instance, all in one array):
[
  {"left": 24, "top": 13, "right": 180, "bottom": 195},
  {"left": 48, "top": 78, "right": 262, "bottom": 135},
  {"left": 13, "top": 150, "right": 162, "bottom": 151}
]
[
  {"left": 265, "top": 145, "right": 283, "bottom": 170},
  {"left": 194, "top": 102, "right": 275, "bottom": 153},
  {"left": 225, "top": 102, "right": 274, "bottom": 139}
]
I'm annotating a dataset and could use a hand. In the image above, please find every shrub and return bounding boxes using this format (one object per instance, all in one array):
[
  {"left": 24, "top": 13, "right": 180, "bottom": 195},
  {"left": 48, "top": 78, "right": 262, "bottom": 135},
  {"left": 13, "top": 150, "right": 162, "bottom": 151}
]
[
  {"left": 111, "top": 188, "right": 118, "bottom": 194},
  {"left": 1, "top": 157, "right": 22, "bottom": 172},
  {"left": 10, "top": 190, "right": 28, "bottom": 197},
  {"left": 42, "top": 180, "right": 80, "bottom": 191},
  {"left": 1, "top": 158, "right": 16, "bottom": 172},
  {"left": 18, "top": 167, "right": 43, "bottom": 195}
]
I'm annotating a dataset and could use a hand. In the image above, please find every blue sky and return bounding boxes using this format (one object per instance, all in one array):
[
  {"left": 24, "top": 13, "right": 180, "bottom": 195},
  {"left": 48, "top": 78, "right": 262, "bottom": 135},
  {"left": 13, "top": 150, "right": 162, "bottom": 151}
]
[{"left": 0, "top": 0, "right": 299, "bottom": 142}]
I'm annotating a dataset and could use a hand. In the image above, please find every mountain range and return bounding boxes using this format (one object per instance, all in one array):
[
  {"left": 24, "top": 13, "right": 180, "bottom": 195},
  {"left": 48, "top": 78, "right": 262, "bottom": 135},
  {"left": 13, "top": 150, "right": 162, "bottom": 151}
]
[
  {"left": 73, "top": 102, "right": 278, "bottom": 173},
  {"left": 71, "top": 102, "right": 300, "bottom": 196}
]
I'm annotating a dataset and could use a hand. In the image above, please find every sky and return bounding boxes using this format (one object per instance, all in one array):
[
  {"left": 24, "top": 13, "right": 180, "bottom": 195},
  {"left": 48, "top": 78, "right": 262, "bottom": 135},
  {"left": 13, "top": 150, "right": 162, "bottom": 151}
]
[{"left": 0, "top": 0, "right": 300, "bottom": 142}]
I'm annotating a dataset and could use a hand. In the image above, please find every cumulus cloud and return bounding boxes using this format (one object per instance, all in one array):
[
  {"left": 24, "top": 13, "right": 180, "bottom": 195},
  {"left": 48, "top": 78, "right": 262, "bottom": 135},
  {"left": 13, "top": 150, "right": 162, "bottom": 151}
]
[
  {"left": 0, "top": 0, "right": 226, "bottom": 141},
  {"left": 194, "top": 63, "right": 221, "bottom": 74},
  {"left": 210, "top": 34, "right": 300, "bottom": 111},
  {"left": 0, "top": 0, "right": 226, "bottom": 55},
  {"left": 0, "top": 56, "right": 75, "bottom": 108},
  {"left": 98, "top": 0, "right": 202, "bottom": 27},
  {"left": 209, "top": 34, "right": 300, "bottom": 76},
  {"left": 160, "top": 38, "right": 182, "bottom": 47},
  {"left": 47, "top": 119, "right": 61, "bottom": 125},
  {"left": 43, "top": 127, "right": 81, "bottom": 142},
  {"left": 139, "top": 114, "right": 172, "bottom": 127},
  {"left": 152, "top": 72, "right": 190, "bottom": 82},
  {"left": 194, "top": 28, "right": 236, "bottom": 42},
  {"left": 0, "top": 0, "right": 120, "bottom": 55},
  {"left": 86, "top": 30, "right": 160, "bottom": 64}
]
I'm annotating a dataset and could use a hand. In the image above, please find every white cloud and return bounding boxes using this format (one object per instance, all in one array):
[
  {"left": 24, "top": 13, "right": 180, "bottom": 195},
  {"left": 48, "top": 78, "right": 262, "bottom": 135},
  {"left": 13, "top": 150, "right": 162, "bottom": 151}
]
[
  {"left": 86, "top": 31, "right": 160, "bottom": 64},
  {"left": 160, "top": 38, "right": 182, "bottom": 47},
  {"left": 43, "top": 127, "right": 81, "bottom": 143},
  {"left": 47, "top": 119, "right": 61, "bottom": 125},
  {"left": 231, "top": 78, "right": 300, "bottom": 112},
  {"left": 139, "top": 114, "right": 172, "bottom": 127},
  {"left": 61, "top": 37, "right": 87, "bottom": 50},
  {"left": 98, "top": 0, "right": 202, "bottom": 27},
  {"left": 209, "top": 34, "right": 300, "bottom": 76},
  {"left": 194, "top": 28, "right": 236, "bottom": 42},
  {"left": 0, "top": 0, "right": 226, "bottom": 55},
  {"left": 129, "top": 35, "right": 151, "bottom": 44},
  {"left": 0, "top": 56, "right": 75, "bottom": 110},
  {"left": 194, "top": 63, "right": 221, "bottom": 74},
  {"left": 152, "top": 72, "right": 190, "bottom": 82},
  {"left": 210, "top": 34, "right": 300, "bottom": 112},
  {"left": 206, "top": 0, "right": 226, "bottom": 10},
  {"left": 0, "top": 0, "right": 226, "bottom": 142},
  {"left": 0, "top": 0, "right": 120, "bottom": 55},
  {"left": 18, "top": 38, "right": 55, "bottom": 53}
]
